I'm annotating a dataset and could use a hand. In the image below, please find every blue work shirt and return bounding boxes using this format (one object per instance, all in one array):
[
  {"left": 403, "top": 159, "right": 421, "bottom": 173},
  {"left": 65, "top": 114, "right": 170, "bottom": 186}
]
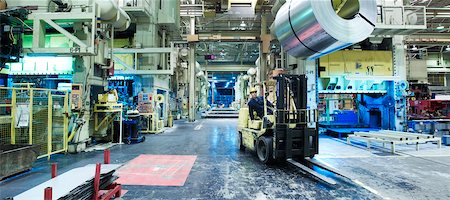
[{"left": 248, "top": 96, "right": 273, "bottom": 120}]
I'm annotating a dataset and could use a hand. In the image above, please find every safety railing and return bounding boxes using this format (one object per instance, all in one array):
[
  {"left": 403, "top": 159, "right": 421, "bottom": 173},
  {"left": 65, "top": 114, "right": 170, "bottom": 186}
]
[{"left": 0, "top": 87, "right": 69, "bottom": 160}]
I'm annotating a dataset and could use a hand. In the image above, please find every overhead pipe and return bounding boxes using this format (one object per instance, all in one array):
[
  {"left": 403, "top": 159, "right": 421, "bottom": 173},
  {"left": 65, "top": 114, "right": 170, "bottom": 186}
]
[{"left": 94, "top": 0, "right": 131, "bottom": 31}]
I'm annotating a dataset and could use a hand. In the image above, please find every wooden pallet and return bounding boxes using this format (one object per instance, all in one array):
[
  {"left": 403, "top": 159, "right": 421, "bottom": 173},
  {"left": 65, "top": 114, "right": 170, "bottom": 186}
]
[{"left": 347, "top": 130, "right": 442, "bottom": 153}]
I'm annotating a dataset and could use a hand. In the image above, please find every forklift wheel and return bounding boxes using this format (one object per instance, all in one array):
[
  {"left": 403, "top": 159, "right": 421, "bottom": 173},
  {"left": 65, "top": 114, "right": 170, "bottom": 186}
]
[
  {"left": 238, "top": 132, "right": 245, "bottom": 151},
  {"left": 256, "top": 136, "right": 274, "bottom": 164}
]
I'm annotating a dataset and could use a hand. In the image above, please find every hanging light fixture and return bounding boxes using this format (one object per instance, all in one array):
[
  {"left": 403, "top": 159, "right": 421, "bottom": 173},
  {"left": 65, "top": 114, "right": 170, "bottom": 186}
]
[
  {"left": 411, "top": 45, "right": 418, "bottom": 51},
  {"left": 437, "top": 24, "right": 445, "bottom": 30},
  {"left": 446, "top": 45, "right": 450, "bottom": 51}
]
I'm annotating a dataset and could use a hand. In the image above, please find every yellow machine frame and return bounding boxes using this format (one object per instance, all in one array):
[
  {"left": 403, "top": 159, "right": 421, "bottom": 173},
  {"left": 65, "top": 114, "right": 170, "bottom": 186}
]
[
  {"left": 140, "top": 113, "right": 164, "bottom": 134},
  {"left": 0, "top": 87, "right": 69, "bottom": 160},
  {"left": 94, "top": 101, "right": 123, "bottom": 144}
]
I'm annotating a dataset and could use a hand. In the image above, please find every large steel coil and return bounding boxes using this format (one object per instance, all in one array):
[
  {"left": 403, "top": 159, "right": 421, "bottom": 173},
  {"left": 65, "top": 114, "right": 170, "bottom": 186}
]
[{"left": 274, "top": 0, "right": 377, "bottom": 59}]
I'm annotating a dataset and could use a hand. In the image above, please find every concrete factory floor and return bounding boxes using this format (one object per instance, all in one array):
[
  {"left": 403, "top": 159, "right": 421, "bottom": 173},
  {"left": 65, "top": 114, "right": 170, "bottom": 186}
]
[{"left": 1, "top": 119, "right": 450, "bottom": 200}]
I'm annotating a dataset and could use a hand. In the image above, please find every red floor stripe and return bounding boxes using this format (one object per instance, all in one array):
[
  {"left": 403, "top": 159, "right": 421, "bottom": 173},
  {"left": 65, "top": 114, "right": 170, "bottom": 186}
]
[{"left": 116, "top": 155, "right": 197, "bottom": 186}]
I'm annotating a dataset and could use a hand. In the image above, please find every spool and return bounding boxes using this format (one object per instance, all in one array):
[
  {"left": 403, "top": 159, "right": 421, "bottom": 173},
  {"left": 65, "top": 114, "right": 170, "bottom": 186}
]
[{"left": 274, "top": 0, "right": 377, "bottom": 59}]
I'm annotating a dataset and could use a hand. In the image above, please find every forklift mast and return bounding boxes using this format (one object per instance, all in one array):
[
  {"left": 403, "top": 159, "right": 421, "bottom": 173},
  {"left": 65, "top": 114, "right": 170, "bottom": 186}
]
[{"left": 273, "top": 75, "right": 319, "bottom": 160}]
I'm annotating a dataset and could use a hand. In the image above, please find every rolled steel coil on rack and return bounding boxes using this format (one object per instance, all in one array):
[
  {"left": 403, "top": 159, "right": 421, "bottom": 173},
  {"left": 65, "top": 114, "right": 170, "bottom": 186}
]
[{"left": 274, "top": 0, "right": 377, "bottom": 59}]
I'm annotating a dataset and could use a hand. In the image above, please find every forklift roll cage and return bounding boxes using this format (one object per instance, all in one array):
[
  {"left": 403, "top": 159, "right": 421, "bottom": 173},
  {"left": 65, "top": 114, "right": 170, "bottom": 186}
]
[{"left": 240, "top": 74, "right": 319, "bottom": 162}]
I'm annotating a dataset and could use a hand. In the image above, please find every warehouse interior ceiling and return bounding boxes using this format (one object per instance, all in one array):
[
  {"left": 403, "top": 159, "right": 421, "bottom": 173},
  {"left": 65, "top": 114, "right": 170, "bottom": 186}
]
[
  {"left": 181, "top": 0, "right": 275, "bottom": 35},
  {"left": 180, "top": 0, "right": 274, "bottom": 67},
  {"left": 196, "top": 42, "right": 260, "bottom": 65},
  {"left": 399, "top": 1, "right": 450, "bottom": 53},
  {"left": 410, "top": 0, "right": 450, "bottom": 7}
]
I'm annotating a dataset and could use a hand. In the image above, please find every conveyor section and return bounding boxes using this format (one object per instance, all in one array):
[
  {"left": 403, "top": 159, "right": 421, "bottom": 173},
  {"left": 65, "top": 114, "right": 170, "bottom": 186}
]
[{"left": 201, "top": 108, "right": 239, "bottom": 118}]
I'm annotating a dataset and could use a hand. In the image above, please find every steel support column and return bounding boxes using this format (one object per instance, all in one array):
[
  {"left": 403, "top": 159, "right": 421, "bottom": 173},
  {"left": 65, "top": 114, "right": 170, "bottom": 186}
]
[
  {"left": 259, "top": 15, "right": 268, "bottom": 82},
  {"left": 304, "top": 60, "right": 318, "bottom": 128},
  {"left": 188, "top": 0, "right": 196, "bottom": 122},
  {"left": 188, "top": 46, "right": 196, "bottom": 122},
  {"left": 392, "top": 35, "right": 408, "bottom": 131}
]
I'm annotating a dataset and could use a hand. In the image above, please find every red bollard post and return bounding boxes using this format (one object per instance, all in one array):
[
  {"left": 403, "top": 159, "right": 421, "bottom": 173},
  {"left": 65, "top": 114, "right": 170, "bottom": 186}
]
[
  {"left": 92, "top": 163, "right": 101, "bottom": 200},
  {"left": 104, "top": 149, "right": 110, "bottom": 164},
  {"left": 44, "top": 187, "right": 52, "bottom": 200},
  {"left": 51, "top": 163, "right": 57, "bottom": 178}
]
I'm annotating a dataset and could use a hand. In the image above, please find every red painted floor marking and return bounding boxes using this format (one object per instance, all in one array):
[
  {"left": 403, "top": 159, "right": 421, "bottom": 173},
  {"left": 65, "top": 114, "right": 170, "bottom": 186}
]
[
  {"left": 121, "top": 190, "right": 128, "bottom": 197},
  {"left": 116, "top": 155, "right": 197, "bottom": 186}
]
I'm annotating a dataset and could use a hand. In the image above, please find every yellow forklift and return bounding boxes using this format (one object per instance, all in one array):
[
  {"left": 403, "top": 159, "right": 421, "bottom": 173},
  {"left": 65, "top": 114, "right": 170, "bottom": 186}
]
[{"left": 238, "top": 75, "right": 342, "bottom": 185}]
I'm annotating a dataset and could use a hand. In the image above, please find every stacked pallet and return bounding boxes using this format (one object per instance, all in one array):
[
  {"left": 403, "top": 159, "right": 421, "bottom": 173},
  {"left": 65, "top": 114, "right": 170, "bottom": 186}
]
[
  {"left": 347, "top": 130, "right": 442, "bottom": 153},
  {"left": 14, "top": 164, "right": 121, "bottom": 200}
]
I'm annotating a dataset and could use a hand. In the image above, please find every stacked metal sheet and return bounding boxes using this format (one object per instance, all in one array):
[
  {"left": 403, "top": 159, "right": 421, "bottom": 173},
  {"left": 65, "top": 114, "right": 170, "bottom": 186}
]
[
  {"left": 14, "top": 164, "right": 121, "bottom": 200},
  {"left": 274, "top": 0, "right": 377, "bottom": 59}
]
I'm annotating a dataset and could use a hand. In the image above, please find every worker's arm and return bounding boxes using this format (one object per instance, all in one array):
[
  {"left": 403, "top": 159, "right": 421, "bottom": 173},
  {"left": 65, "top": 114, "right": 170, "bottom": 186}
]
[
  {"left": 249, "top": 107, "right": 255, "bottom": 120},
  {"left": 248, "top": 100, "right": 257, "bottom": 120}
]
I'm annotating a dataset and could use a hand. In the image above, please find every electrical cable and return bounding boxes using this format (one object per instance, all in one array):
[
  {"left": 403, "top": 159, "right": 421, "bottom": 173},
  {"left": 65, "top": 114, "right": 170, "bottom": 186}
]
[
  {"left": 9, "top": 27, "right": 16, "bottom": 42},
  {"left": 14, "top": 17, "right": 33, "bottom": 31}
]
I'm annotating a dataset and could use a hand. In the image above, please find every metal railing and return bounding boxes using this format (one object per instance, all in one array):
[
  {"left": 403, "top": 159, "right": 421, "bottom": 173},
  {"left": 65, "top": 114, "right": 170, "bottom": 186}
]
[
  {"left": 0, "top": 87, "right": 69, "bottom": 160},
  {"left": 180, "top": 4, "right": 204, "bottom": 17}
]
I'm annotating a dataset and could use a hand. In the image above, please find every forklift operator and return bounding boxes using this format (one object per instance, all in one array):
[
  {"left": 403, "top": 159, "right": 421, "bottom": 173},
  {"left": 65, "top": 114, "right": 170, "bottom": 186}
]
[{"left": 248, "top": 88, "right": 273, "bottom": 120}]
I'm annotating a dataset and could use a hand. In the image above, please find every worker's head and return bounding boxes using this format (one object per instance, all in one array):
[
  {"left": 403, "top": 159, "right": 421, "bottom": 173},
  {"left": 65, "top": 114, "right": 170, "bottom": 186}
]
[{"left": 249, "top": 87, "right": 257, "bottom": 98}]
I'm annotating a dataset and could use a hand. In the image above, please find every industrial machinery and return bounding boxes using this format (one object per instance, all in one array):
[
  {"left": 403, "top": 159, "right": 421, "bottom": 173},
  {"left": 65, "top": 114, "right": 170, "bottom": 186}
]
[
  {"left": 122, "top": 110, "right": 145, "bottom": 144},
  {"left": 94, "top": 90, "right": 123, "bottom": 143},
  {"left": 71, "top": 84, "right": 83, "bottom": 111},
  {"left": 0, "top": 7, "right": 28, "bottom": 70},
  {"left": 137, "top": 92, "right": 164, "bottom": 134}
]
